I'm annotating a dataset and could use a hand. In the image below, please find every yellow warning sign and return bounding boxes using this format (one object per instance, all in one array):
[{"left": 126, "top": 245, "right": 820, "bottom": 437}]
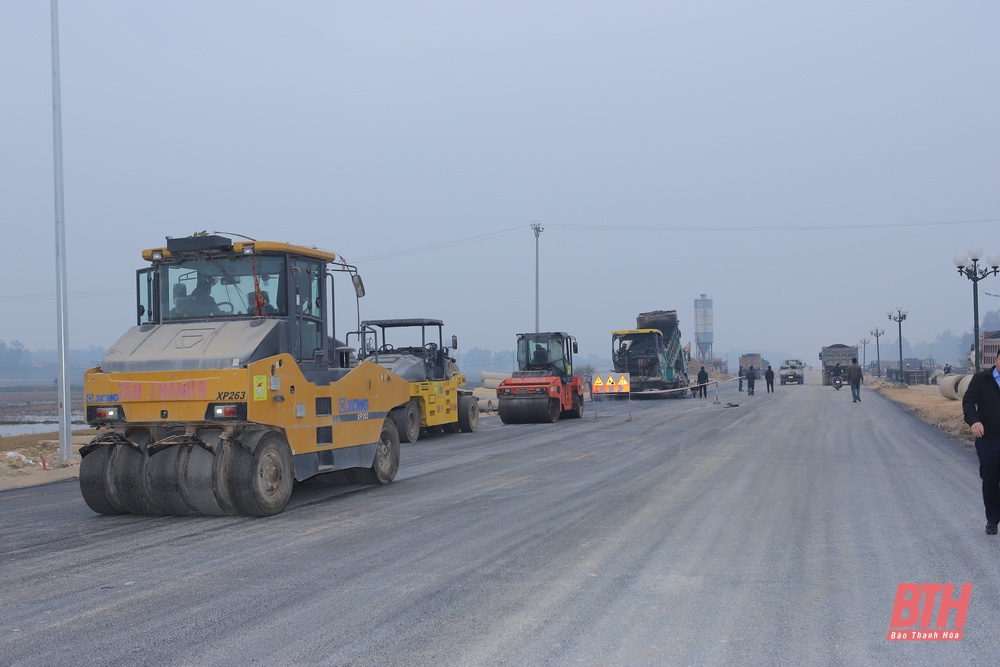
[
  {"left": 591, "top": 373, "right": 630, "bottom": 394},
  {"left": 253, "top": 374, "right": 268, "bottom": 401}
]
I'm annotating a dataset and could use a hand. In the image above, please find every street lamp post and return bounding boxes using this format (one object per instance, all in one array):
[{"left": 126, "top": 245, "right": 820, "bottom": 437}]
[
  {"left": 531, "top": 222, "right": 543, "bottom": 333},
  {"left": 859, "top": 337, "right": 869, "bottom": 369},
  {"left": 887, "top": 309, "right": 908, "bottom": 383},
  {"left": 870, "top": 328, "right": 884, "bottom": 377},
  {"left": 953, "top": 247, "right": 1000, "bottom": 372}
]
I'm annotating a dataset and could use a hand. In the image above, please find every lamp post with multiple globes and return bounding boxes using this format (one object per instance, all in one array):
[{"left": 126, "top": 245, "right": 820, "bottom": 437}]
[
  {"left": 870, "top": 328, "right": 884, "bottom": 378},
  {"left": 953, "top": 247, "right": 1000, "bottom": 373},
  {"left": 887, "top": 309, "right": 907, "bottom": 383}
]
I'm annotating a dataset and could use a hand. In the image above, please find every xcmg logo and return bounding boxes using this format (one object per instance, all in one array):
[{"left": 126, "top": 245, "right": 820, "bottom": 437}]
[
  {"left": 338, "top": 398, "right": 369, "bottom": 414},
  {"left": 887, "top": 582, "right": 971, "bottom": 641}
]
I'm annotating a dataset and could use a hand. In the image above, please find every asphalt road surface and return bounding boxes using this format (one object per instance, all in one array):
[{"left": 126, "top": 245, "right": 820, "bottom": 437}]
[{"left": 2, "top": 378, "right": 997, "bottom": 665}]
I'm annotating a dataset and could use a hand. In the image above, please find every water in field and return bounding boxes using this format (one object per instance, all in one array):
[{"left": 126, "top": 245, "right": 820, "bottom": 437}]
[
  {"left": 0, "top": 389, "right": 85, "bottom": 437},
  {"left": 0, "top": 417, "right": 85, "bottom": 438}
]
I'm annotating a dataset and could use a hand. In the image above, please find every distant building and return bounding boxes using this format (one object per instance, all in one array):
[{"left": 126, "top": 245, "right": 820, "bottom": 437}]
[{"left": 982, "top": 331, "right": 1000, "bottom": 368}]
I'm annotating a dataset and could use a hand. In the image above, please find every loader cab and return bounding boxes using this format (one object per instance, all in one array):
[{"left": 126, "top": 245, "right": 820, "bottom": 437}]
[
  {"left": 515, "top": 332, "right": 577, "bottom": 378},
  {"left": 138, "top": 234, "right": 363, "bottom": 371}
]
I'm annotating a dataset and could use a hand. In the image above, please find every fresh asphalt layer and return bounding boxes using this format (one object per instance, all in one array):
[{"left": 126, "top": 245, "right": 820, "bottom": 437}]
[{"left": 0, "top": 377, "right": 994, "bottom": 665}]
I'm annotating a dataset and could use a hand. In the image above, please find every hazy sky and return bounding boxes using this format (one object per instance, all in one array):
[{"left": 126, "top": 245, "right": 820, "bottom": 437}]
[{"left": 4, "top": 1, "right": 1000, "bottom": 367}]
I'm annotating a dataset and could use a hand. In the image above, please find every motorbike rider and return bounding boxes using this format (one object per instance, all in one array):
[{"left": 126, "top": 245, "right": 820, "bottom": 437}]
[{"left": 831, "top": 362, "right": 844, "bottom": 389}]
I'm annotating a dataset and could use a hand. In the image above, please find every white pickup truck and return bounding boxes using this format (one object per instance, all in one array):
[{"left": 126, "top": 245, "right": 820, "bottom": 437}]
[{"left": 779, "top": 358, "right": 805, "bottom": 385}]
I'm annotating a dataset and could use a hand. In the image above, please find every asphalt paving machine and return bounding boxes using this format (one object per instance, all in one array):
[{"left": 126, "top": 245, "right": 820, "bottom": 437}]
[{"left": 611, "top": 309, "right": 690, "bottom": 397}]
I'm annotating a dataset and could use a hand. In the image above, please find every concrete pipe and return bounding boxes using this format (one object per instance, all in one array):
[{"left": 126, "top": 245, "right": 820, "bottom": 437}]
[
  {"left": 938, "top": 373, "right": 961, "bottom": 400},
  {"left": 472, "top": 387, "right": 498, "bottom": 412},
  {"left": 957, "top": 374, "right": 973, "bottom": 400}
]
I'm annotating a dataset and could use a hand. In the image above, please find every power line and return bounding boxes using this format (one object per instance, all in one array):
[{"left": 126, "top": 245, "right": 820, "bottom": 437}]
[
  {"left": 352, "top": 216, "right": 1000, "bottom": 263},
  {"left": 352, "top": 226, "right": 525, "bottom": 262},
  {"left": 544, "top": 217, "right": 1000, "bottom": 232},
  {"left": 0, "top": 289, "right": 131, "bottom": 303}
]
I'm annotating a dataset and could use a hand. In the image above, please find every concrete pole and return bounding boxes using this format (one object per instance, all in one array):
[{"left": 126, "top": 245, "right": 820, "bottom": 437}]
[
  {"left": 51, "top": 0, "right": 73, "bottom": 461},
  {"left": 531, "top": 222, "right": 543, "bottom": 333}
]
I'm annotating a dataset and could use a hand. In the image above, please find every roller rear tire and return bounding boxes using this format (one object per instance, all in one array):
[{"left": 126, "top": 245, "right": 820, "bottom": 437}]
[
  {"left": 458, "top": 395, "right": 479, "bottom": 432},
  {"left": 567, "top": 393, "right": 584, "bottom": 418},
  {"left": 109, "top": 432, "right": 159, "bottom": 515},
  {"left": 229, "top": 432, "right": 295, "bottom": 517},
  {"left": 360, "top": 419, "right": 400, "bottom": 485},
  {"left": 395, "top": 402, "right": 421, "bottom": 443},
  {"left": 79, "top": 443, "right": 123, "bottom": 515},
  {"left": 146, "top": 445, "right": 197, "bottom": 516}
]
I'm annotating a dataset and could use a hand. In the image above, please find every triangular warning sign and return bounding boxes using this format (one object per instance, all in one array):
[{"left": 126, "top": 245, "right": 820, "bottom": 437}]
[{"left": 606, "top": 375, "right": 617, "bottom": 386}]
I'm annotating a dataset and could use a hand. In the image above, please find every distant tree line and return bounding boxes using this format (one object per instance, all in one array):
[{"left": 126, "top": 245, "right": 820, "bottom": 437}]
[
  {"left": 3, "top": 309, "right": 998, "bottom": 384},
  {"left": 0, "top": 340, "right": 105, "bottom": 383}
]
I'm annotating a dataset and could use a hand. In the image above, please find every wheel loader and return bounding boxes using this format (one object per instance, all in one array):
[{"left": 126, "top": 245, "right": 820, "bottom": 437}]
[
  {"left": 496, "top": 332, "right": 585, "bottom": 423},
  {"left": 353, "top": 318, "right": 478, "bottom": 442},
  {"left": 79, "top": 233, "right": 413, "bottom": 517}
]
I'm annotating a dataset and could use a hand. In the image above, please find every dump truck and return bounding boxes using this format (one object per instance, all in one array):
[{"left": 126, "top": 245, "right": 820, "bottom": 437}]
[
  {"left": 355, "top": 318, "right": 478, "bottom": 442},
  {"left": 779, "top": 358, "right": 805, "bottom": 385},
  {"left": 819, "top": 344, "right": 858, "bottom": 386},
  {"left": 79, "top": 233, "right": 414, "bottom": 517},
  {"left": 497, "top": 332, "right": 585, "bottom": 423},
  {"left": 611, "top": 310, "right": 690, "bottom": 397},
  {"left": 739, "top": 353, "right": 764, "bottom": 375}
]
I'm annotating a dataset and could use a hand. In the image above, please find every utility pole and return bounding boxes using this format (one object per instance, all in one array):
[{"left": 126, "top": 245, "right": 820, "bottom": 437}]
[
  {"left": 531, "top": 222, "right": 543, "bottom": 333},
  {"left": 51, "top": 0, "right": 72, "bottom": 462}
]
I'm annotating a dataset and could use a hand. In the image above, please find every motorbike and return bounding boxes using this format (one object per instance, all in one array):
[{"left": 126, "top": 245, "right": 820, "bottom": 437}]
[{"left": 832, "top": 375, "right": 844, "bottom": 390}]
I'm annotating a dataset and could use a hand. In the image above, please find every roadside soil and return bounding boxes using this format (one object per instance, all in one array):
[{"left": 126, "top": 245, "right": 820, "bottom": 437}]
[
  {"left": 0, "top": 379, "right": 974, "bottom": 492},
  {"left": 868, "top": 376, "right": 974, "bottom": 447},
  {"left": 0, "top": 390, "right": 88, "bottom": 492}
]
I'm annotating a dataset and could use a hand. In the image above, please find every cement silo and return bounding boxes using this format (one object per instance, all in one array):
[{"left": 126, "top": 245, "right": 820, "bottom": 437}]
[{"left": 694, "top": 294, "right": 714, "bottom": 361}]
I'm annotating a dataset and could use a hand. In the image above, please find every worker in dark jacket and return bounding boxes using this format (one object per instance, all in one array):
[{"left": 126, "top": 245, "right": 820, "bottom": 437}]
[
  {"left": 697, "top": 366, "right": 709, "bottom": 398},
  {"left": 745, "top": 366, "right": 757, "bottom": 396},
  {"left": 963, "top": 358, "right": 1000, "bottom": 535},
  {"left": 847, "top": 357, "right": 864, "bottom": 402},
  {"left": 764, "top": 365, "right": 775, "bottom": 393}
]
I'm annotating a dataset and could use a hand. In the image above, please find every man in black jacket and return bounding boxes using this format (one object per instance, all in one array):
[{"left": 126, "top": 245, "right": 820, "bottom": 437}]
[
  {"left": 697, "top": 366, "right": 709, "bottom": 398},
  {"left": 745, "top": 366, "right": 757, "bottom": 396},
  {"left": 963, "top": 357, "right": 1000, "bottom": 535}
]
